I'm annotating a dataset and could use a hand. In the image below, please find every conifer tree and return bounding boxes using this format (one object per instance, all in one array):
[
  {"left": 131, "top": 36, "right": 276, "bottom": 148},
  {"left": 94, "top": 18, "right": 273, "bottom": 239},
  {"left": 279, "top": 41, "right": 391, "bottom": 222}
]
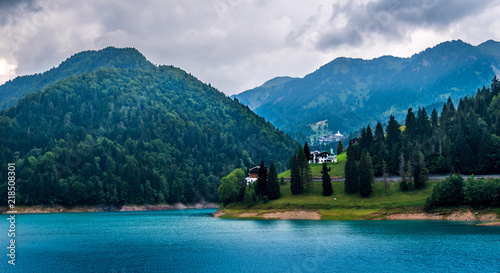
[
  {"left": 255, "top": 160, "right": 268, "bottom": 197},
  {"left": 337, "top": 141, "right": 343, "bottom": 155},
  {"left": 304, "top": 142, "right": 312, "bottom": 161},
  {"left": 360, "top": 128, "right": 367, "bottom": 152},
  {"left": 290, "top": 154, "right": 302, "bottom": 195},
  {"left": 431, "top": 108, "right": 439, "bottom": 130},
  {"left": 344, "top": 145, "right": 359, "bottom": 194},
  {"left": 358, "top": 151, "right": 374, "bottom": 197},
  {"left": 417, "top": 107, "right": 431, "bottom": 140},
  {"left": 297, "top": 145, "right": 312, "bottom": 194},
  {"left": 405, "top": 108, "right": 417, "bottom": 141},
  {"left": 412, "top": 147, "right": 428, "bottom": 190},
  {"left": 267, "top": 161, "right": 281, "bottom": 200},
  {"left": 366, "top": 125, "right": 374, "bottom": 150},
  {"left": 372, "top": 122, "right": 387, "bottom": 175},
  {"left": 321, "top": 163, "right": 333, "bottom": 196},
  {"left": 399, "top": 153, "right": 409, "bottom": 191},
  {"left": 386, "top": 115, "right": 401, "bottom": 174},
  {"left": 386, "top": 115, "right": 401, "bottom": 150}
]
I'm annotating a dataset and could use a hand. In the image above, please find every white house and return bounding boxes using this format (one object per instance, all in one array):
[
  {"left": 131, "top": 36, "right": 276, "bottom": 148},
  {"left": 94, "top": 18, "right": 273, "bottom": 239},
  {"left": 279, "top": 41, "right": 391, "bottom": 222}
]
[
  {"left": 244, "top": 166, "right": 260, "bottom": 186},
  {"left": 309, "top": 151, "right": 337, "bottom": 164}
]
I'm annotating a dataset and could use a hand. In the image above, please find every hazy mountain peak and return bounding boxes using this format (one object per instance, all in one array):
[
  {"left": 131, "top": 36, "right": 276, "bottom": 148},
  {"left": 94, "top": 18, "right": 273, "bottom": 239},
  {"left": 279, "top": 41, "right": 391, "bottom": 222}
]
[{"left": 260, "top": 76, "right": 297, "bottom": 89}]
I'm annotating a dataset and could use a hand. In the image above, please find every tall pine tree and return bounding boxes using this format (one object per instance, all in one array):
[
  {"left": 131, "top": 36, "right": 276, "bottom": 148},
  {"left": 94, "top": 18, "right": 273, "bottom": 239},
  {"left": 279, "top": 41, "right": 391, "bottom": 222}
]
[
  {"left": 417, "top": 107, "right": 431, "bottom": 140},
  {"left": 255, "top": 160, "right": 268, "bottom": 197},
  {"left": 386, "top": 115, "right": 401, "bottom": 173},
  {"left": 297, "top": 145, "right": 312, "bottom": 194},
  {"left": 358, "top": 151, "right": 374, "bottom": 197},
  {"left": 290, "top": 154, "right": 302, "bottom": 195},
  {"left": 321, "top": 163, "right": 333, "bottom": 196},
  {"left": 405, "top": 108, "right": 417, "bottom": 141},
  {"left": 411, "top": 147, "right": 428, "bottom": 190},
  {"left": 337, "top": 141, "right": 343, "bottom": 155},
  {"left": 372, "top": 121, "right": 387, "bottom": 176},
  {"left": 344, "top": 145, "right": 359, "bottom": 194},
  {"left": 267, "top": 161, "right": 280, "bottom": 200},
  {"left": 304, "top": 142, "right": 312, "bottom": 161}
]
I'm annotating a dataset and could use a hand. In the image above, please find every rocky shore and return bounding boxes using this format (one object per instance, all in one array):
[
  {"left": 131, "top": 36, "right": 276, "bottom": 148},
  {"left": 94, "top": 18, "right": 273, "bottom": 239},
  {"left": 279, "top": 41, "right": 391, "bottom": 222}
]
[{"left": 0, "top": 202, "right": 219, "bottom": 214}]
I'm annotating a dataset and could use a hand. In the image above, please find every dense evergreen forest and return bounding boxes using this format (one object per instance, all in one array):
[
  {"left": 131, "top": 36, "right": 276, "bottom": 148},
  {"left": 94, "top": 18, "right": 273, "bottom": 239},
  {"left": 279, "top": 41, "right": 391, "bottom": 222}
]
[
  {"left": 345, "top": 77, "right": 500, "bottom": 195},
  {"left": 0, "top": 49, "right": 297, "bottom": 206}
]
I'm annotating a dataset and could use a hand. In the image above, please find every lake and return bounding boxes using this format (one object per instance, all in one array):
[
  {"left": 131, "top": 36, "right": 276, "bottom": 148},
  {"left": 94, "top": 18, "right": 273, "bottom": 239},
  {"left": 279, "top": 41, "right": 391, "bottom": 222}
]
[{"left": 1, "top": 209, "right": 499, "bottom": 272}]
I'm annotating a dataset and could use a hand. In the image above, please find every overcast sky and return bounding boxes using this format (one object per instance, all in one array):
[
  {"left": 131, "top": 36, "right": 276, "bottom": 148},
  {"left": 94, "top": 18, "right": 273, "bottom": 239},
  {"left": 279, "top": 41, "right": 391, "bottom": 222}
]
[{"left": 1, "top": 0, "right": 500, "bottom": 95}]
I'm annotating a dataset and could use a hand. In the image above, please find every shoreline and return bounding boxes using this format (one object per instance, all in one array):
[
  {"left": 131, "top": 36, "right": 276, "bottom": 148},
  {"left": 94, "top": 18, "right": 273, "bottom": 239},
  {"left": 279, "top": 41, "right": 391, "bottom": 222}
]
[
  {"left": 213, "top": 208, "right": 499, "bottom": 223},
  {"left": 0, "top": 202, "right": 219, "bottom": 214}
]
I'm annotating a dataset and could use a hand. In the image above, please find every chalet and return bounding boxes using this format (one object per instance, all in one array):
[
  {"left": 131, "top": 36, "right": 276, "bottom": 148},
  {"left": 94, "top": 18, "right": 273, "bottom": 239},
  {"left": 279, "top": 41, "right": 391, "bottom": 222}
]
[
  {"left": 349, "top": 137, "right": 359, "bottom": 145},
  {"left": 244, "top": 165, "right": 260, "bottom": 186},
  {"left": 309, "top": 151, "right": 337, "bottom": 164}
]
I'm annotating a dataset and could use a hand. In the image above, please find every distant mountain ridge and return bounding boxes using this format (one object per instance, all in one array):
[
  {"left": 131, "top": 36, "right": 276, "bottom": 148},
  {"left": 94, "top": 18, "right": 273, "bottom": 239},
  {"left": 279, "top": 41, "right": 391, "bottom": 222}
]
[
  {"left": 0, "top": 47, "right": 155, "bottom": 110},
  {"left": 233, "top": 39, "right": 500, "bottom": 136}
]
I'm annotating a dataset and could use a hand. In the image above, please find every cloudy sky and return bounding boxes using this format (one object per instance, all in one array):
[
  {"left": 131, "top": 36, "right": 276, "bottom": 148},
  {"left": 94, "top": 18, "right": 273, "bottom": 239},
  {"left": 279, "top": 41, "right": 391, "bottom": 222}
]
[{"left": 1, "top": 0, "right": 500, "bottom": 95}]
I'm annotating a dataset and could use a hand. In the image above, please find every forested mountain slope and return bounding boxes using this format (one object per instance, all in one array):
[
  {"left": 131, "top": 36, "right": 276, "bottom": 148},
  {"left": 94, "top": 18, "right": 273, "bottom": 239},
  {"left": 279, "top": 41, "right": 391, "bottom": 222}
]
[{"left": 0, "top": 48, "right": 297, "bottom": 206}]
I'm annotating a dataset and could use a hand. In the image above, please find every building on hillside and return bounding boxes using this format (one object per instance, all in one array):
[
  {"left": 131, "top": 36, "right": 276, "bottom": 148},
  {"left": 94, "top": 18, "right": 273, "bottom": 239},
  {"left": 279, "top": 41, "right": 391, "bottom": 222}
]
[
  {"left": 244, "top": 165, "right": 260, "bottom": 186},
  {"left": 349, "top": 137, "right": 359, "bottom": 145},
  {"left": 309, "top": 151, "right": 337, "bottom": 164},
  {"left": 334, "top": 130, "right": 344, "bottom": 142}
]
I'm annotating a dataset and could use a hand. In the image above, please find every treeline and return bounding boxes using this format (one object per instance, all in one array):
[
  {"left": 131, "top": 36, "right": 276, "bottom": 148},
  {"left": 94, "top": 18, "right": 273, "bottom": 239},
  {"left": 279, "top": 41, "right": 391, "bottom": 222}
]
[
  {"left": 345, "top": 77, "right": 500, "bottom": 194},
  {"left": 0, "top": 64, "right": 296, "bottom": 206},
  {"left": 425, "top": 175, "right": 500, "bottom": 210},
  {"left": 218, "top": 161, "right": 282, "bottom": 206}
]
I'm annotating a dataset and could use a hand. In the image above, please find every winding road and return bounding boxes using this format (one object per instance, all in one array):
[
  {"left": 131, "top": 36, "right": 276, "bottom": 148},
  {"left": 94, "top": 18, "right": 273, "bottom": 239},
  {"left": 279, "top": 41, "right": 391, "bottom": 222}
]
[{"left": 283, "top": 174, "right": 500, "bottom": 182}]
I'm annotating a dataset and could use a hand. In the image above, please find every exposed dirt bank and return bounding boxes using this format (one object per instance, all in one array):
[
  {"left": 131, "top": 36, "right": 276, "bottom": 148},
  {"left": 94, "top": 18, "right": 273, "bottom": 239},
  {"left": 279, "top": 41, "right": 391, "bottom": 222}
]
[
  {"left": 479, "top": 221, "right": 500, "bottom": 226},
  {"left": 0, "top": 203, "right": 219, "bottom": 214},
  {"left": 214, "top": 209, "right": 321, "bottom": 220},
  {"left": 215, "top": 208, "right": 499, "bottom": 222},
  {"left": 387, "top": 210, "right": 498, "bottom": 221}
]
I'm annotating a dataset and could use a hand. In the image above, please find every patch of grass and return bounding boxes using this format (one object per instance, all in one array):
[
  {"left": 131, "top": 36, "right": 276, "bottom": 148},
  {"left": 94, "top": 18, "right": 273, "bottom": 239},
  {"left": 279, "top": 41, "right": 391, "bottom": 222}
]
[
  {"left": 319, "top": 208, "right": 382, "bottom": 220},
  {"left": 244, "top": 181, "right": 433, "bottom": 210},
  {"left": 222, "top": 181, "right": 436, "bottom": 220}
]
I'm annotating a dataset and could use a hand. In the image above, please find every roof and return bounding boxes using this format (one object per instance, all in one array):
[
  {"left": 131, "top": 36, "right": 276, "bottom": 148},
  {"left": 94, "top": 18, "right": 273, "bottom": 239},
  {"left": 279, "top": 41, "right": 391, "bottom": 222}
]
[{"left": 249, "top": 166, "right": 260, "bottom": 173}]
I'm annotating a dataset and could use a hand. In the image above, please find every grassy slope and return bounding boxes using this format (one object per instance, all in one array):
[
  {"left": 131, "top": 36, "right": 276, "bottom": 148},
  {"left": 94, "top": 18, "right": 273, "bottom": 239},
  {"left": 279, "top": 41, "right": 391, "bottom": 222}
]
[
  {"left": 278, "top": 152, "right": 346, "bottom": 178},
  {"left": 227, "top": 152, "right": 500, "bottom": 220},
  {"left": 223, "top": 180, "right": 434, "bottom": 220},
  {"left": 308, "top": 120, "right": 333, "bottom": 141}
]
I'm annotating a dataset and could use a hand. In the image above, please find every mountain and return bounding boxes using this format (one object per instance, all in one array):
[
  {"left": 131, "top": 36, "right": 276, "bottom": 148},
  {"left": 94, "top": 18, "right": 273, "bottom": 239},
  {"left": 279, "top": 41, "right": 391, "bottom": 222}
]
[
  {"left": 0, "top": 47, "right": 297, "bottom": 206},
  {"left": 233, "top": 40, "right": 500, "bottom": 136},
  {"left": 0, "top": 47, "right": 155, "bottom": 110},
  {"left": 235, "top": 76, "right": 298, "bottom": 109}
]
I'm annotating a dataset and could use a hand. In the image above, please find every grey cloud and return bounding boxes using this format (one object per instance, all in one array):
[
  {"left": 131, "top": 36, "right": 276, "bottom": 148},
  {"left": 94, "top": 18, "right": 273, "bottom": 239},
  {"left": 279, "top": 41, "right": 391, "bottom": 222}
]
[
  {"left": 0, "top": 0, "right": 36, "bottom": 11},
  {"left": 1, "top": 0, "right": 500, "bottom": 95},
  {"left": 0, "top": 0, "right": 38, "bottom": 25},
  {"left": 308, "top": 0, "right": 496, "bottom": 50}
]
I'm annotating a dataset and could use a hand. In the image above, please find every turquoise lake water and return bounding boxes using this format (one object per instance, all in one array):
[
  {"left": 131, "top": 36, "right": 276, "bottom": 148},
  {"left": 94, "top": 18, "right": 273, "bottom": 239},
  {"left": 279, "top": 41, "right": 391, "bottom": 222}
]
[{"left": 1, "top": 209, "right": 499, "bottom": 272}]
